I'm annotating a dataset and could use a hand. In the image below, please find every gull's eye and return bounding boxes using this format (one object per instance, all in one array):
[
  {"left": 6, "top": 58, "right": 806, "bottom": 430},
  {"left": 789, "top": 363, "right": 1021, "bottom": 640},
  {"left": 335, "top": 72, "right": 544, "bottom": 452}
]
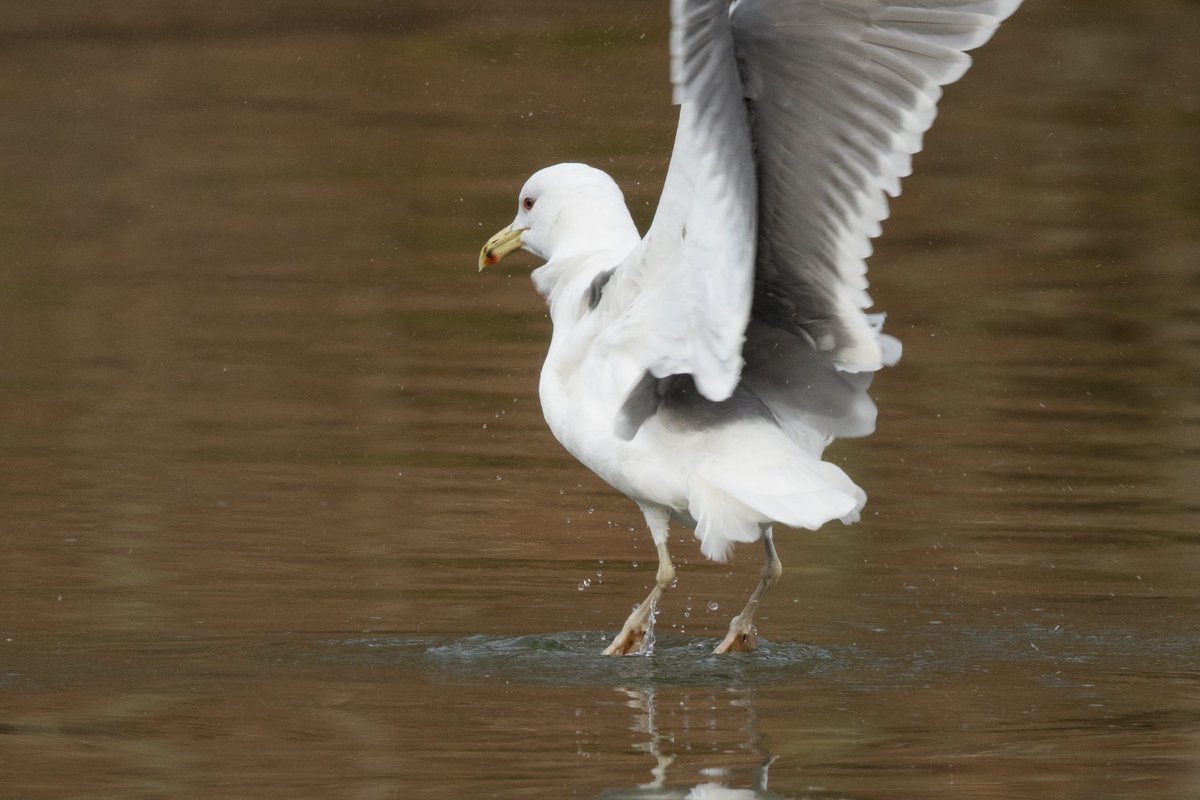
[{"left": 522, "top": 196, "right": 535, "bottom": 212}]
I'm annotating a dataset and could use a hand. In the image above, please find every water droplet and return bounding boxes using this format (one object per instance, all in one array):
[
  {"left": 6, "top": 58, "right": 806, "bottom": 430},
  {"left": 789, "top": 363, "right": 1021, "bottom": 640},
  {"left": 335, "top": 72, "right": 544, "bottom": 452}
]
[
  {"left": 707, "top": 601, "right": 719, "bottom": 612},
  {"left": 577, "top": 579, "right": 592, "bottom": 591}
]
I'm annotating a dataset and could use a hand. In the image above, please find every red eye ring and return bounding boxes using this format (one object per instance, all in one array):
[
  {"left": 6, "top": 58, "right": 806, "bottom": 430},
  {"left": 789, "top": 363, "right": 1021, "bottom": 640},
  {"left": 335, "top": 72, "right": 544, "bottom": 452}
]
[{"left": 522, "top": 196, "right": 535, "bottom": 211}]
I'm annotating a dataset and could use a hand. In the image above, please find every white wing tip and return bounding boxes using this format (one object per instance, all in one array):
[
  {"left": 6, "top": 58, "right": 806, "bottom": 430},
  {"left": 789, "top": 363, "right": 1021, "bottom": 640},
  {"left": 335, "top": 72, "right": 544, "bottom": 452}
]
[
  {"left": 691, "top": 360, "right": 742, "bottom": 402},
  {"left": 833, "top": 340, "right": 884, "bottom": 374}
]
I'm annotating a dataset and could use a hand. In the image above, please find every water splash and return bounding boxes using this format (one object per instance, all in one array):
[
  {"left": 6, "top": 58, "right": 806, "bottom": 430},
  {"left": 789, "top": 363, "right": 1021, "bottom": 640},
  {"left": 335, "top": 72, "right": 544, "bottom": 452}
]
[
  {"left": 315, "top": 621, "right": 1200, "bottom": 693},
  {"left": 640, "top": 602, "right": 661, "bottom": 657},
  {"left": 317, "top": 632, "right": 834, "bottom": 689}
]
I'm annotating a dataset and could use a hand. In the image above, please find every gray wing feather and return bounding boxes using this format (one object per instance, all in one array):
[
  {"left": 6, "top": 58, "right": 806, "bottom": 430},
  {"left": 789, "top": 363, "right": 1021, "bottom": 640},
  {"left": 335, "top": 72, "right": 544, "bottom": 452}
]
[
  {"left": 598, "top": 0, "right": 1020, "bottom": 418},
  {"left": 731, "top": 0, "right": 1022, "bottom": 372},
  {"left": 600, "top": 0, "right": 757, "bottom": 402}
]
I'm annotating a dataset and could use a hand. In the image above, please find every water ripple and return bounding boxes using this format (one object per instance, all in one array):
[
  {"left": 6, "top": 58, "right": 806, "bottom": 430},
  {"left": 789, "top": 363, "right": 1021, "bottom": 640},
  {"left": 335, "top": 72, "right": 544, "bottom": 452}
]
[
  {"left": 318, "top": 623, "right": 1200, "bottom": 692},
  {"left": 322, "top": 632, "right": 835, "bottom": 688}
]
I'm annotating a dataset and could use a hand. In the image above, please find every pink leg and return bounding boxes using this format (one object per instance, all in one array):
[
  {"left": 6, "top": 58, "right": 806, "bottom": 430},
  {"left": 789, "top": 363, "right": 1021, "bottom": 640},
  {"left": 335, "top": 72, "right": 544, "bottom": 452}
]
[
  {"left": 715, "top": 529, "right": 781, "bottom": 654},
  {"left": 604, "top": 507, "right": 674, "bottom": 656}
]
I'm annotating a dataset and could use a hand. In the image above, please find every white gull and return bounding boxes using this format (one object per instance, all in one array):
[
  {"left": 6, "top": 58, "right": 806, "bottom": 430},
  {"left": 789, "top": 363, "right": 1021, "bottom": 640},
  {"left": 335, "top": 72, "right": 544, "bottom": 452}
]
[{"left": 479, "top": 0, "right": 1022, "bottom": 655}]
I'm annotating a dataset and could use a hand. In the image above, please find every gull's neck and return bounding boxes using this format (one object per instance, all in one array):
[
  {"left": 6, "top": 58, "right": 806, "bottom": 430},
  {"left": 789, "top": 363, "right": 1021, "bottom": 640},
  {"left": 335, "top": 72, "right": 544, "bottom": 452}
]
[
  {"left": 531, "top": 212, "right": 640, "bottom": 310},
  {"left": 525, "top": 178, "right": 641, "bottom": 322},
  {"left": 531, "top": 243, "right": 629, "bottom": 299}
]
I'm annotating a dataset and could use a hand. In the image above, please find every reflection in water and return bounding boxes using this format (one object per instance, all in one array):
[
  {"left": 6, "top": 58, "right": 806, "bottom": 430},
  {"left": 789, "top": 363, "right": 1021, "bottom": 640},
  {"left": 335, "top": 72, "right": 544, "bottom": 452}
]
[
  {"left": 598, "top": 687, "right": 782, "bottom": 800},
  {"left": 330, "top": 628, "right": 1200, "bottom": 797},
  {"left": 1, "top": 1, "right": 1198, "bottom": 797}
]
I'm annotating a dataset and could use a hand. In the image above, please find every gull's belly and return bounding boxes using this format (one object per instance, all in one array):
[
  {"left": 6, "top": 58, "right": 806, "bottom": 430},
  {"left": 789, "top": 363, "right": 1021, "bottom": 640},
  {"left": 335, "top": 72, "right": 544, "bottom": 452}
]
[
  {"left": 539, "top": 358, "right": 691, "bottom": 513},
  {"left": 552, "top": 412, "right": 694, "bottom": 513}
]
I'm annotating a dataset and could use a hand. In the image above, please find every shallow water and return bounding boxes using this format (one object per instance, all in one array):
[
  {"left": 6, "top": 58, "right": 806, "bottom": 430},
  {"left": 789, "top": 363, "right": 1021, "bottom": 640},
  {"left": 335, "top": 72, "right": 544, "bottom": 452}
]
[{"left": 2, "top": 1, "right": 1199, "bottom": 798}]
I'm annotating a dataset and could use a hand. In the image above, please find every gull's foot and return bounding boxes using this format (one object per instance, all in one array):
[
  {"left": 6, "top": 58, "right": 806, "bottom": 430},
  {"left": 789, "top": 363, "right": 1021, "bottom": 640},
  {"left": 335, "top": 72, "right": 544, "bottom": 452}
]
[
  {"left": 714, "top": 616, "right": 758, "bottom": 654},
  {"left": 603, "top": 622, "right": 650, "bottom": 656}
]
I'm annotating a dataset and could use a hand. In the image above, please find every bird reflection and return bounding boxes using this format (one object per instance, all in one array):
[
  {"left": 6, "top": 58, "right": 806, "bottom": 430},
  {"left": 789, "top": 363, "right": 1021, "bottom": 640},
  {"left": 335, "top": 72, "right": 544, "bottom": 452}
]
[{"left": 595, "top": 686, "right": 788, "bottom": 799}]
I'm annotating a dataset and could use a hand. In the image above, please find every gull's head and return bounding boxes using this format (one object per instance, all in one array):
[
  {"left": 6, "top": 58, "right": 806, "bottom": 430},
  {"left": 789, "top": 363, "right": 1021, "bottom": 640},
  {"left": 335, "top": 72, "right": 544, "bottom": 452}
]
[{"left": 478, "top": 163, "right": 637, "bottom": 271}]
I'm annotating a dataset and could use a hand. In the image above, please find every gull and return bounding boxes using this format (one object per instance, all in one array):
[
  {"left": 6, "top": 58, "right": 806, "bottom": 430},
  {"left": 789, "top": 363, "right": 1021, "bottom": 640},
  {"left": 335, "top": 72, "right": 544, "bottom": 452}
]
[{"left": 478, "top": 0, "right": 1022, "bottom": 655}]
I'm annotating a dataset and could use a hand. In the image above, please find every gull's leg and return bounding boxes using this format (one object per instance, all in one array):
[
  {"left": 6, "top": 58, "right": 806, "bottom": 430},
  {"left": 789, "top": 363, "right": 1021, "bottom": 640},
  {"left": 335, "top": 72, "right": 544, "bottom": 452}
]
[
  {"left": 715, "top": 527, "right": 782, "bottom": 654},
  {"left": 603, "top": 505, "right": 675, "bottom": 656}
]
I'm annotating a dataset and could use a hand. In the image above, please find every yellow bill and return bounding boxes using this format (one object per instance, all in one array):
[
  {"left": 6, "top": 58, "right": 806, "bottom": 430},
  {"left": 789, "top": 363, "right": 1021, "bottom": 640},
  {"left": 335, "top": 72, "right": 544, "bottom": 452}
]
[{"left": 478, "top": 225, "right": 525, "bottom": 271}]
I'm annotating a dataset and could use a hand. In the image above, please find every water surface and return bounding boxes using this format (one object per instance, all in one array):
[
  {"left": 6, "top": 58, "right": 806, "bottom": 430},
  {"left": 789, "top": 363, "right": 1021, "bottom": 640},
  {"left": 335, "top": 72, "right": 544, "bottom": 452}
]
[{"left": 1, "top": 1, "right": 1198, "bottom": 798}]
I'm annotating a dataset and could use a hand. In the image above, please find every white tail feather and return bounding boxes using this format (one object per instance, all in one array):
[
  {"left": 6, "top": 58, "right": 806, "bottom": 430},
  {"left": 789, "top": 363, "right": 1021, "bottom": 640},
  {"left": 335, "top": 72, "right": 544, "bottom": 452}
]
[{"left": 686, "top": 425, "right": 866, "bottom": 562}]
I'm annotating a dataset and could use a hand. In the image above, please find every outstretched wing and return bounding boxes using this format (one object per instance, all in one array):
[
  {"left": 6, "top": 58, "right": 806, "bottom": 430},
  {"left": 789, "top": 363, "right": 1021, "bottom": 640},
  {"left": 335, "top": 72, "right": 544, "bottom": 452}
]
[
  {"left": 597, "top": 0, "right": 757, "bottom": 402},
  {"left": 732, "top": 0, "right": 1023, "bottom": 371},
  {"left": 597, "top": 0, "right": 1021, "bottom": 405}
]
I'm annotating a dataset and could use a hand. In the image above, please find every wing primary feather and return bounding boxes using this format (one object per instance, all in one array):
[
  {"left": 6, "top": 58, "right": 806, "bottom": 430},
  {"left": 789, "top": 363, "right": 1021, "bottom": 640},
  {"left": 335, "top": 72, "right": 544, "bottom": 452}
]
[
  {"left": 731, "top": 0, "right": 1023, "bottom": 370},
  {"left": 601, "top": 0, "right": 758, "bottom": 403}
]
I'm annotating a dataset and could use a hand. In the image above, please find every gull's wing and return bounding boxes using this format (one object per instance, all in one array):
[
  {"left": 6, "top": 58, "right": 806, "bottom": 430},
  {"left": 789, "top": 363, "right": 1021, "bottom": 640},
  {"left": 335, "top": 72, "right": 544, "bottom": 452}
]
[
  {"left": 598, "top": 0, "right": 757, "bottom": 402},
  {"left": 598, "top": 0, "right": 1021, "bottom": 404},
  {"left": 732, "top": 0, "right": 1023, "bottom": 371}
]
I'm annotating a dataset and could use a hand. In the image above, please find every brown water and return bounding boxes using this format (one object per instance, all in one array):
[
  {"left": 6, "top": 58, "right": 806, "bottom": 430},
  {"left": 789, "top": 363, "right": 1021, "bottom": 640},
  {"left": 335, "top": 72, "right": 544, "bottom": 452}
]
[{"left": 2, "top": 2, "right": 1199, "bottom": 798}]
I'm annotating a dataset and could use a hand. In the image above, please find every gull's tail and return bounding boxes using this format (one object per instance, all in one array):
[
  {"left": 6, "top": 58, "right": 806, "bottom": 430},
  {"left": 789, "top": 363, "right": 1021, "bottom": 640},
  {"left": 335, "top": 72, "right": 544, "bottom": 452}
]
[{"left": 686, "top": 422, "right": 866, "bottom": 562}]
